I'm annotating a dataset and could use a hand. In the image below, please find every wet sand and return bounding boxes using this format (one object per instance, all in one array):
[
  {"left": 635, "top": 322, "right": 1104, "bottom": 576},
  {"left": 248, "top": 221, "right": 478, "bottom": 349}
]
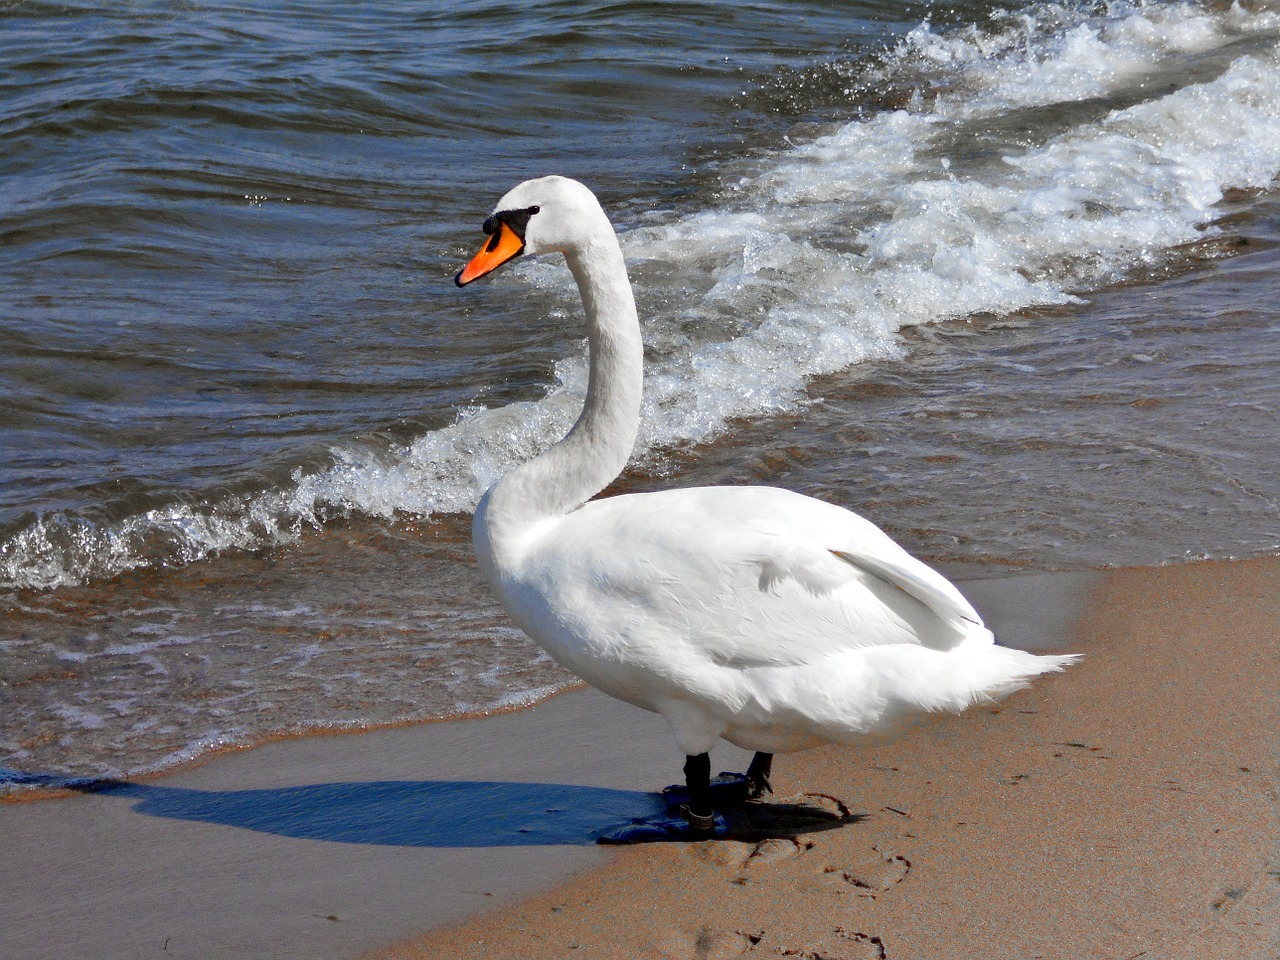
[
  {"left": 4, "top": 560, "right": 1277, "bottom": 960},
  {"left": 0, "top": 681, "right": 752, "bottom": 960}
]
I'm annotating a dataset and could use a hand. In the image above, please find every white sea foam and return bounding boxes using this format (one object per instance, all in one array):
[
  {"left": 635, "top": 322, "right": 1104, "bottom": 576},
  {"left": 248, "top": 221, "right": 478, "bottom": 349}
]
[
  {"left": 894, "top": 0, "right": 1274, "bottom": 114},
  {"left": 3, "top": 0, "right": 1278, "bottom": 590}
]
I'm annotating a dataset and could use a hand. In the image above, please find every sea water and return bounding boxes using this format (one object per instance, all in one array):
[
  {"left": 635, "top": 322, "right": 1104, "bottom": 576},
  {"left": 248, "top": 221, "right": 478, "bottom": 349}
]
[{"left": 2, "top": 0, "right": 1278, "bottom": 786}]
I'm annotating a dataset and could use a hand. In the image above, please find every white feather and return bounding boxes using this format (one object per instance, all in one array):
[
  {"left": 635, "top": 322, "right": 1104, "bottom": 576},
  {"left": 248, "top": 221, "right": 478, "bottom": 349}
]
[{"left": 465, "top": 176, "right": 1077, "bottom": 760}]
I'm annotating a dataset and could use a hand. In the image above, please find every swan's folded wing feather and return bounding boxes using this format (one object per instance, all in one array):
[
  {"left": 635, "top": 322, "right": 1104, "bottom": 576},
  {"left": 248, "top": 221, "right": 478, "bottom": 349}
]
[
  {"left": 698, "top": 484, "right": 984, "bottom": 640},
  {"left": 546, "top": 486, "right": 979, "bottom": 672},
  {"left": 828, "top": 548, "right": 984, "bottom": 631}
]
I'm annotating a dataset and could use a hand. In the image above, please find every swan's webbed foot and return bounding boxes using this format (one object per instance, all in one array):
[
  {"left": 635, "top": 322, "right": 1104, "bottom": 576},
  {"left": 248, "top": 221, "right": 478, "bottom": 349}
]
[
  {"left": 598, "top": 753, "right": 729, "bottom": 844},
  {"left": 661, "top": 751, "right": 775, "bottom": 806},
  {"left": 745, "top": 751, "right": 774, "bottom": 799},
  {"left": 660, "top": 772, "right": 752, "bottom": 809},
  {"left": 596, "top": 810, "right": 728, "bottom": 844},
  {"left": 598, "top": 752, "right": 777, "bottom": 844}
]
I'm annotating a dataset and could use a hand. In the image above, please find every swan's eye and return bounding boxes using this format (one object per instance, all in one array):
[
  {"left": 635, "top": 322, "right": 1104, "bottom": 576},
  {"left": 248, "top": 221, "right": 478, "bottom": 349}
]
[{"left": 494, "top": 205, "right": 541, "bottom": 241}]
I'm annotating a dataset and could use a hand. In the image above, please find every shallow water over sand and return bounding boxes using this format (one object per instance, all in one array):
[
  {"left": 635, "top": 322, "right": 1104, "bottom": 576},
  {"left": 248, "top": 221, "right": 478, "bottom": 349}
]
[{"left": 2, "top": 0, "right": 1278, "bottom": 785}]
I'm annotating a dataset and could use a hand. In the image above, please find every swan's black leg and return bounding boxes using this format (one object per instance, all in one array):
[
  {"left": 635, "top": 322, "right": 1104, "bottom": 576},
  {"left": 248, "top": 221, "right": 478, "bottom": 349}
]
[
  {"left": 681, "top": 752, "right": 716, "bottom": 830},
  {"left": 745, "top": 751, "right": 774, "bottom": 798},
  {"left": 597, "top": 753, "right": 727, "bottom": 843}
]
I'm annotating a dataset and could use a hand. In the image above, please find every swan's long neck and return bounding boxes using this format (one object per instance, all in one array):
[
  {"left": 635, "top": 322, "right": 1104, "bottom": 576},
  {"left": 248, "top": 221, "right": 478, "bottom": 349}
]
[{"left": 476, "top": 230, "right": 642, "bottom": 564}]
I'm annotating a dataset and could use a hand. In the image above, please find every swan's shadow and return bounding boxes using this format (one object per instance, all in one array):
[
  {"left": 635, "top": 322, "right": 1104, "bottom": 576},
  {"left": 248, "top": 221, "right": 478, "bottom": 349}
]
[
  {"left": 714, "top": 793, "right": 866, "bottom": 842},
  {"left": 71, "top": 778, "right": 668, "bottom": 847},
  {"left": 29, "top": 774, "right": 861, "bottom": 847}
]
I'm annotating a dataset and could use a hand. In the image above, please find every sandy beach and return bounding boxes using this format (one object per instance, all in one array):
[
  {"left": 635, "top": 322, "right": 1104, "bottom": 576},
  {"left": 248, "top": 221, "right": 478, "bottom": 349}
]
[
  {"left": 380, "top": 557, "right": 1280, "bottom": 960},
  {"left": 3, "top": 559, "right": 1277, "bottom": 960}
]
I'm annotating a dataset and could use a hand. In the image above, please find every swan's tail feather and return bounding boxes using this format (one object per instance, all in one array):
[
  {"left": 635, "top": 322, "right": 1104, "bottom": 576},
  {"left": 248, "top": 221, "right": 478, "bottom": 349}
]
[
  {"left": 729, "top": 629, "right": 1080, "bottom": 751},
  {"left": 878, "top": 629, "right": 1080, "bottom": 718}
]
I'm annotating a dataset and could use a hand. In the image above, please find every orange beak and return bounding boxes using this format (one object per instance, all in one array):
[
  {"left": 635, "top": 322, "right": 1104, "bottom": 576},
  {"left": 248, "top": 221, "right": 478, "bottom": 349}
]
[{"left": 455, "top": 219, "right": 525, "bottom": 287}]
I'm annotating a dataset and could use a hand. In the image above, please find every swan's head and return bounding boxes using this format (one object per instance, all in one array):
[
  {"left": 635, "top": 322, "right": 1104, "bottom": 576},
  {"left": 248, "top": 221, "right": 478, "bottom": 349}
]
[{"left": 455, "top": 176, "right": 608, "bottom": 287}]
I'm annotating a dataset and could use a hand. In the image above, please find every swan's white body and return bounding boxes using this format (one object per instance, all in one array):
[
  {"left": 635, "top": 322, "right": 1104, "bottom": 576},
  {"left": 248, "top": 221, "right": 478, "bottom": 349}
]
[{"left": 466, "top": 176, "right": 1075, "bottom": 760}]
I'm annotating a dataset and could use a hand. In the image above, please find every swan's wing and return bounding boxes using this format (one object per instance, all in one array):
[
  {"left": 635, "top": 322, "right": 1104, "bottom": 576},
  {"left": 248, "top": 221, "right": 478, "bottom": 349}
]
[
  {"left": 537, "top": 486, "right": 982, "bottom": 671},
  {"left": 828, "top": 548, "right": 983, "bottom": 631}
]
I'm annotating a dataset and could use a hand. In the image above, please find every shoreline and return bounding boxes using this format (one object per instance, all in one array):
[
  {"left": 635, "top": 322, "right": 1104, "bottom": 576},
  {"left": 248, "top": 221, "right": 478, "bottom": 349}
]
[
  {"left": 2, "top": 672, "right": 751, "bottom": 960},
  {"left": 0, "top": 680, "right": 591, "bottom": 808},
  {"left": 3, "top": 559, "right": 1276, "bottom": 959},
  {"left": 381, "top": 557, "right": 1280, "bottom": 960},
  {"left": 0, "top": 564, "right": 1084, "bottom": 807}
]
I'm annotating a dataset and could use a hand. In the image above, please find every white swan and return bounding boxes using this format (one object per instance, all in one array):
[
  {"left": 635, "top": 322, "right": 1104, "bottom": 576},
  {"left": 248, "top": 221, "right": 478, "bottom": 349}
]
[{"left": 456, "top": 176, "right": 1077, "bottom": 838}]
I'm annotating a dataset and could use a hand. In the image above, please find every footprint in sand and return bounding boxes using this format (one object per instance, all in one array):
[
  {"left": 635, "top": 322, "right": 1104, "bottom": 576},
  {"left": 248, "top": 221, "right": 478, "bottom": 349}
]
[
  {"left": 693, "top": 836, "right": 815, "bottom": 872},
  {"left": 773, "top": 929, "right": 889, "bottom": 960},
  {"left": 690, "top": 928, "right": 764, "bottom": 959},
  {"left": 690, "top": 792, "right": 855, "bottom": 875},
  {"left": 746, "top": 836, "right": 815, "bottom": 868},
  {"left": 823, "top": 849, "right": 911, "bottom": 896}
]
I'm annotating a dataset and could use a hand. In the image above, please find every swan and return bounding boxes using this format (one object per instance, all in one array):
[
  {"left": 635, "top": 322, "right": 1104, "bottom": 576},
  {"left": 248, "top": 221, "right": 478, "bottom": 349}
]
[{"left": 455, "top": 175, "right": 1077, "bottom": 839}]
